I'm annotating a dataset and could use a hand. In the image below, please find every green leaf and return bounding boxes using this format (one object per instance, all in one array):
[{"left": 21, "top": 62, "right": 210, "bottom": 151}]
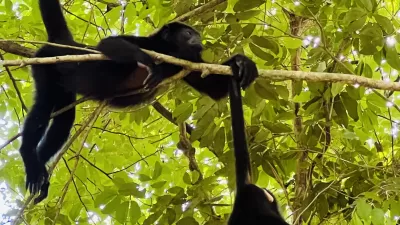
[
  {"left": 213, "top": 127, "right": 225, "bottom": 156},
  {"left": 356, "top": 198, "right": 372, "bottom": 220},
  {"left": 366, "top": 93, "right": 386, "bottom": 108},
  {"left": 317, "top": 195, "right": 329, "bottom": 218},
  {"left": 293, "top": 91, "right": 311, "bottom": 103},
  {"left": 4, "top": 0, "right": 12, "bottom": 13},
  {"left": 344, "top": 8, "right": 366, "bottom": 26},
  {"left": 262, "top": 121, "right": 292, "bottom": 133},
  {"left": 68, "top": 204, "right": 82, "bottom": 221},
  {"left": 94, "top": 189, "right": 118, "bottom": 207},
  {"left": 177, "top": 216, "right": 199, "bottom": 225},
  {"left": 356, "top": 146, "right": 373, "bottom": 156},
  {"left": 280, "top": 37, "right": 303, "bottom": 49},
  {"left": 350, "top": 213, "right": 364, "bottom": 225},
  {"left": 173, "top": 103, "right": 193, "bottom": 123},
  {"left": 341, "top": 93, "right": 359, "bottom": 121},
  {"left": 343, "top": 130, "right": 359, "bottom": 140},
  {"left": 348, "top": 15, "right": 367, "bottom": 33},
  {"left": 331, "top": 83, "right": 344, "bottom": 97},
  {"left": 304, "top": 100, "right": 322, "bottom": 116},
  {"left": 152, "top": 161, "right": 163, "bottom": 179},
  {"left": 385, "top": 46, "right": 400, "bottom": 70},
  {"left": 374, "top": 14, "right": 394, "bottom": 34},
  {"left": 249, "top": 43, "right": 275, "bottom": 61},
  {"left": 390, "top": 199, "right": 400, "bottom": 217},
  {"left": 333, "top": 98, "right": 349, "bottom": 127},
  {"left": 371, "top": 208, "right": 385, "bottom": 225},
  {"left": 251, "top": 36, "right": 280, "bottom": 55},
  {"left": 166, "top": 208, "right": 176, "bottom": 224},
  {"left": 236, "top": 10, "right": 261, "bottom": 20},
  {"left": 102, "top": 196, "right": 121, "bottom": 214},
  {"left": 143, "top": 213, "right": 162, "bottom": 225},
  {"left": 129, "top": 201, "right": 141, "bottom": 224},
  {"left": 359, "top": 0, "right": 373, "bottom": 11},
  {"left": 118, "top": 183, "right": 146, "bottom": 198},
  {"left": 359, "top": 23, "right": 384, "bottom": 55},
  {"left": 151, "top": 181, "right": 167, "bottom": 188},
  {"left": 183, "top": 172, "right": 192, "bottom": 184},
  {"left": 139, "top": 174, "right": 152, "bottom": 182},
  {"left": 254, "top": 80, "right": 279, "bottom": 101},
  {"left": 115, "top": 201, "right": 129, "bottom": 224},
  {"left": 243, "top": 24, "right": 256, "bottom": 38},
  {"left": 364, "top": 63, "right": 373, "bottom": 78},
  {"left": 233, "top": 0, "right": 264, "bottom": 12}
]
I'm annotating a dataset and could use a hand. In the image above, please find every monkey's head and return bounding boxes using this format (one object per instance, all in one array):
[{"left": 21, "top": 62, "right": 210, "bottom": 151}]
[
  {"left": 153, "top": 22, "right": 203, "bottom": 60},
  {"left": 228, "top": 184, "right": 289, "bottom": 225}
]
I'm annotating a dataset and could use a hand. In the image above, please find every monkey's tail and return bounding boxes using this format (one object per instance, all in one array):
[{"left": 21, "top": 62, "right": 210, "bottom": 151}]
[
  {"left": 228, "top": 78, "right": 252, "bottom": 189},
  {"left": 39, "top": 0, "right": 73, "bottom": 42}
]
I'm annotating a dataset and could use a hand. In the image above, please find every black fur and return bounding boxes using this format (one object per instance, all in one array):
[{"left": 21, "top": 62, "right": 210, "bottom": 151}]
[
  {"left": 227, "top": 61, "right": 289, "bottom": 224},
  {"left": 19, "top": 0, "right": 258, "bottom": 204}
]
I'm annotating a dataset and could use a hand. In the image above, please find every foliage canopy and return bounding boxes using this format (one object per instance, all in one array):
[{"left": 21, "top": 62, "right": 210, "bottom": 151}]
[{"left": 1, "top": 0, "right": 400, "bottom": 224}]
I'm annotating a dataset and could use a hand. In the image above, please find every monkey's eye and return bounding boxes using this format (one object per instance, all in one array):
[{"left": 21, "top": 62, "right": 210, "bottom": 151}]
[{"left": 186, "top": 31, "right": 192, "bottom": 35}]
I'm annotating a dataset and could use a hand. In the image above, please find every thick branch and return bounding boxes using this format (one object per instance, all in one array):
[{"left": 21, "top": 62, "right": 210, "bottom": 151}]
[
  {"left": 2, "top": 51, "right": 400, "bottom": 92},
  {"left": 0, "top": 41, "right": 35, "bottom": 57},
  {"left": 172, "top": 0, "right": 227, "bottom": 22},
  {"left": 152, "top": 102, "right": 194, "bottom": 135}
]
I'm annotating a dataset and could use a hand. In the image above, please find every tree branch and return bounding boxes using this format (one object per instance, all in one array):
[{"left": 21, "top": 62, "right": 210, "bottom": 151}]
[
  {"left": 0, "top": 41, "right": 35, "bottom": 57},
  {"left": 152, "top": 101, "right": 194, "bottom": 135},
  {"left": 172, "top": 0, "right": 227, "bottom": 22},
  {"left": 2, "top": 49, "right": 400, "bottom": 92}
]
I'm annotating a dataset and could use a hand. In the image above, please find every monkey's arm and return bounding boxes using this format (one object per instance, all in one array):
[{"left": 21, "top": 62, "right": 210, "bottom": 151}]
[
  {"left": 96, "top": 37, "right": 155, "bottom": 66},
  {"left": 183, "top": 54, "right": 258, "bottom": 100}
]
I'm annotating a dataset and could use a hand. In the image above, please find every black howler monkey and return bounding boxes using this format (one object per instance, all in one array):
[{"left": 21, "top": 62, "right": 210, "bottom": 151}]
[
  {"left": 19, "top": 0, "right": 258, "bottom": 204},
  {"left": 227, "top": 63, "right": 289, "bottom": 224}
]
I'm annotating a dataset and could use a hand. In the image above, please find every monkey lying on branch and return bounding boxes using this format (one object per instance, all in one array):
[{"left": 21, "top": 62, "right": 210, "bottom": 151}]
[{"left": 18, "top": 0, "right": 258, "bottom": 204}]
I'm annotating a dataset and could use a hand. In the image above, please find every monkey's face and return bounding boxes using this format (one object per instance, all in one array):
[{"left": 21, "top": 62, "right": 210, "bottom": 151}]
[{"left": 176, "top": 27, "right": 203, "bottom": 52}]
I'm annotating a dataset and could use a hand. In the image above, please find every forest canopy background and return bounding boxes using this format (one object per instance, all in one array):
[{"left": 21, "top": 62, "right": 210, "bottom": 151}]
[{"left": 1, "top": 0, "right": 400, "bottom": 225}]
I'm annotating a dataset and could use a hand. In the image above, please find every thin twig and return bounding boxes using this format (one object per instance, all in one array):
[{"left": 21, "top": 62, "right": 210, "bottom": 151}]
[
  {"left": 107, "top": 148, "right": 162, "bottom": 175},
  {"left": 11, "top": 102, "right": 107, "bottom": 224},
  {"left": 0, "top": 53, "right": 28, "bottom": 112},
  {"left": 0, "top": 96, "right": 90, "bottom": 152},
  {"left": 52, "top": 102, "right": 106, "bottom": 224}
]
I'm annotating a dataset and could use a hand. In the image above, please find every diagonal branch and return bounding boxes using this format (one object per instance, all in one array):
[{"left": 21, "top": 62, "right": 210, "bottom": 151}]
[
  {"left": 172, "top": 0, "right": 227, "bottom": 22},
  {"left": 0, "top": 41, "right": 35, "bottom": 57},
  {"left": 152, "top": 101, "right": 194, "bottom": 135},
  {"left": 0, "top": 53, "right": 28, "bottom": 112}
]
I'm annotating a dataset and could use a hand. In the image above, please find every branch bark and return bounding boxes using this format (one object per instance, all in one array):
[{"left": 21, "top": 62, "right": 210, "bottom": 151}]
[
  {"left": 152, "top": 102, "right": 194, "bottom": 134},
  {"left": 172, "top": 0, "right": 227, "bottom": 22},
  {"left": 2, "top": 49, "right": 400, "bottom": 92},
  {"left": 0, "top": 41, "right": 35, "bottom": 57}
]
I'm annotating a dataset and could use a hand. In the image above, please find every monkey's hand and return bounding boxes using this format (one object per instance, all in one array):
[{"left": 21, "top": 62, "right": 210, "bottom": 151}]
[
  {"left": 226, "top": 54, "right": 259, "bottom": 90},
  {"left": 24, "top": 158, "right": 49, "bottom": 204},
  {"left": 141, "top": 64, "right": 163, "bottom": 90}
]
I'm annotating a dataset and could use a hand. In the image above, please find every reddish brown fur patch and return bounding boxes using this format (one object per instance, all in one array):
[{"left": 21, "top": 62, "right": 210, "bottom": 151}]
[{"left": 118, "top": 66, "right": 149, "bottom": 91}]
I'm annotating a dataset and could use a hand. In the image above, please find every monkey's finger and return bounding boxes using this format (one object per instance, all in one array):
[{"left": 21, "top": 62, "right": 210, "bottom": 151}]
[
  {"left": 33, "top": 183, "right": 38, "bottom": 195},
  {"left": 238, "top": 61, "right": 249, "bottom": 88},
  {"left": 241, "top": 63, "right": 256, "bottom": 89},
  {"left": 144, "top": 75, "right": 162, "bottom": 89},
  {"left": 234, "top": 60, "right": 243, "bottom": 80},
  {"left": 143, "top": 72, "right": 153, "bottom": 86},
  {"left": 25, "top": 180, "right": 29, "bottom": 191},
  {"left": 137, "top": 62, "right": 149, "bottom": 70}
]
